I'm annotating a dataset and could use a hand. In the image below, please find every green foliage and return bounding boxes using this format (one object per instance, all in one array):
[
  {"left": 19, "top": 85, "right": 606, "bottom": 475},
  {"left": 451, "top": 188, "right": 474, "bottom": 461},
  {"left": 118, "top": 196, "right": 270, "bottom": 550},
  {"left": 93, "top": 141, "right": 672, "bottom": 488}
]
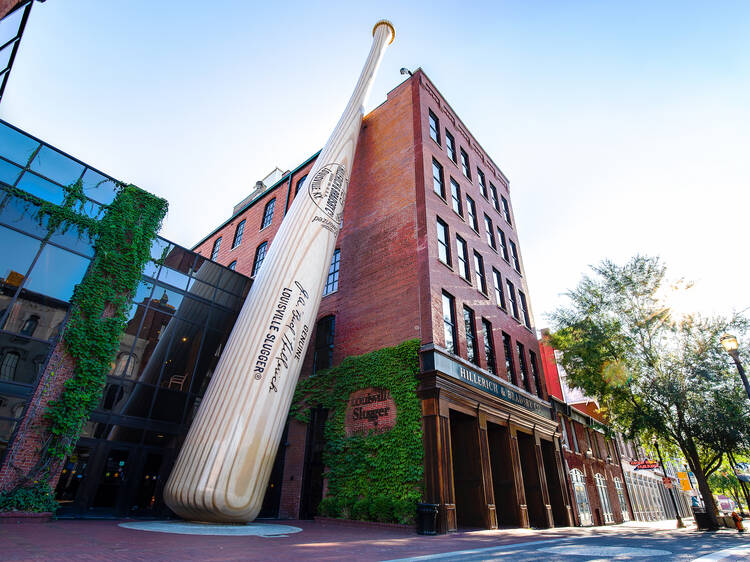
[
  {"left": 0, "top": 480, "right": 57, "bottom": 513},
  {"left": 317, "top": 496, "right": 341, "bottom": 518},
  {"left": 550, "top": 255, "right": 750, "bottom": 527},
  {"left": 291, "top": 339, "right": 423, "bottom": 524}
]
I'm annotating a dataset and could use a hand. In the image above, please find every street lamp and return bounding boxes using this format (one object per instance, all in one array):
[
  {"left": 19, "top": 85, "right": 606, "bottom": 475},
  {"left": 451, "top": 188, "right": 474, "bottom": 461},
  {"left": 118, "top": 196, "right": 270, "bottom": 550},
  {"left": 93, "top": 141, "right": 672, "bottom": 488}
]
[{"left": 720, "top": 334, "right": 750, "bottom": 401}]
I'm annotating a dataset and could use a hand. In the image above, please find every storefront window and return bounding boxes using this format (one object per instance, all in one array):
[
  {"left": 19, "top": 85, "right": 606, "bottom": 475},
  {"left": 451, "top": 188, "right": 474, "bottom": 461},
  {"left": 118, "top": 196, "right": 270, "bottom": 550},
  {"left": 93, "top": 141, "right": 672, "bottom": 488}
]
[
  {"left": 595, "top": 472, "right": 614, "bottom": 523},
  {"left": 614, "top": 477, "right": 630, "bottom": 521},
  {"left": 570, "top": 468, "right": 592, "bottom": 526}
]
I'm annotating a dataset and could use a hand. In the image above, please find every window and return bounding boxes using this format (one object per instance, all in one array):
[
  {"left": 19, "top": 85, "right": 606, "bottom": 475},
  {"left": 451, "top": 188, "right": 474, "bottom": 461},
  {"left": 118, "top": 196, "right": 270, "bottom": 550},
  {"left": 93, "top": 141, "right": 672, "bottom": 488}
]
[
  {"left": 614, "top": 478, "right": 630, "bottom": 522},
  {"left": 473, "top": 251, "right": 486, "bottom": 294},
  {"left": 502, "top": 332, "right": 515, "bottom": 381},
  {"left": 492, "top": 268, "right": 506, "bottom": 309},
  {"left": 450, "top": 178, "right": 462, "bottom": 216},
  {"left": 561, "top": 417, "right": 571, "bottom": 449},
  {"left": 571, "top": 469, "right": 593, "bottom": 526},
  {"left": 0, "top": 351, "right": 19, "bottom": 381},
  {"left": 295, "top": 174, "right": 308, "bottom": 195},
  {"left": 456, "top": 236, "right": 470, "bottom": 280},
  {"left": 519, "top": 290, "right": 531, "bottom": 328},
  {"left": 506, "top": 279, "right": 519, "bottom": 318},
  {"left": 529, "top": 350, "right": 543, "bottom": 396},
  {"left": 446, "top": 130, "right": 456, "bottom": 162},
  {"left": 460, "top": 149, "right": 471, "bottom": 179},
  {"left": 432, "top": 159, "right": 445, "bottom": 199},
  {"left": 501, "top": 194, "right": 512, "bottom": 225},
  {"left": 210, "top": 237, "right": 222, "bottom": 260},
  {"left": 463, "top": 306, "right": 478, "bottom": 365},
  {"left": 251, "top": 241, "right": 268, "bottom": 277},
  {"left": 509, "top": 240, "right": 521, "bottom": 273},
  {"left": 517, "top": 342, "right": 528, "bottom": 390},
  {"left": 482, "top": 318, "right": 496, "bottom": 374},
  {"left": 595, "top": 473, "right": 615, "bottom": 524},
  {"left": 436, "top": 218, "right": 451, "bottom": 266},
  {"left": 232, "top": 219, "right": 246, "bottom": 248},
  {"left": 442, "top": 291, "right": 457, "bottom": 354},
  {"left": 323, "top": 249, "right": 340, "bottom": 295},
  {"left": 570, "top": 420, "right": 580, "bottom": 452},
  {"left": 477, "top": 169, "right": 487, "bottom": 199},
  {"left": 489, "top": 182, "right": 500, "bottom": 212},
  {"left": 466, "top": 195, "right": 478, "bottom": 231},
  {"left": 20, "top": 315, "right": 39, "bottom": 337},
  {"left": 313, "top": 315, "right": 335, "bottom": 374},
  {"left": 428, "top": 109, "right": 441, "bottom": 145},
  {"left": 228, "top": 260, "right": 237, "bottom": 271},
  {"left": 497, "top": 228, "right": 509, "bottom": 261},
  {"left": 484, "top": 214, "right": 496, "bottom": 250},
  {"left": 261, "top": 198, "right": 275, "bottom": 229}
]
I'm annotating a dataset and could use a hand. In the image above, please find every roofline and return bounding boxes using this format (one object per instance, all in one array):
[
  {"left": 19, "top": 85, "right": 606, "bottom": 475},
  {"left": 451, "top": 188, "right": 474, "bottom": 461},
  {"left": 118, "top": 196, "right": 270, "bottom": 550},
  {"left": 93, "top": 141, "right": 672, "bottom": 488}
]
[{"left": 191, "top": 149, "right": 322, "bottom": 250}]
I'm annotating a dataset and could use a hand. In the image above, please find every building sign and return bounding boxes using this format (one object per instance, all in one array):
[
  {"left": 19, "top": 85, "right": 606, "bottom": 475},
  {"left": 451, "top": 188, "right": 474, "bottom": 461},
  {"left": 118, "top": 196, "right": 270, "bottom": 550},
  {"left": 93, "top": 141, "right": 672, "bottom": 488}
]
[
  {"left": 424, "top": 350, "right": 552, "bottom": 419},
  {"left": 662, "top": 477, "right": 673, "bottom": 489},
  {"left": 344, "top": 388, "right": 396, "bottom": 437},
  {"left": 630, "top": 459, "right": 659, "bottom": 470},
  {"left": 677, "top": 472, "right": 692, "bottom": 491}
]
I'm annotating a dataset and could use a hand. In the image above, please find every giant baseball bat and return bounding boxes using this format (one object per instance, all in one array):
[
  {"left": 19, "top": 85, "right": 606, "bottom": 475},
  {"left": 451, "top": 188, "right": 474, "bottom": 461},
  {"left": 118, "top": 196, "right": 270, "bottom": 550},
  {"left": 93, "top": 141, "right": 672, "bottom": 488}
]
[{"left": 163, "top": 20, "right": 395, "bottom": 523}]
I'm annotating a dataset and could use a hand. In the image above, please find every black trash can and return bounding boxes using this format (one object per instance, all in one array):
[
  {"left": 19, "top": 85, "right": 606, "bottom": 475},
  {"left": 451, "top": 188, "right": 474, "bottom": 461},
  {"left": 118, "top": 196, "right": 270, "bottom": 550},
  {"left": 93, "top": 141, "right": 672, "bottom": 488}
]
[
  {"left": 416, "top": 503, "right": 439, "bottom": 535},
  {"left": 694, "top": 511, "right": 711, "bottom": 530}
]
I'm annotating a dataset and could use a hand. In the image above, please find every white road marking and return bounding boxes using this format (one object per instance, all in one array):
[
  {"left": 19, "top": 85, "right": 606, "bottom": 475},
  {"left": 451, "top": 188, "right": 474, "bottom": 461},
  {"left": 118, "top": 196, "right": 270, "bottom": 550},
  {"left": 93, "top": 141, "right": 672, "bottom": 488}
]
[
  {"left": 691, "top": 545, "right": 750, "bottom": 561},
  {"left": 538, "top": 545, "right": 672, "bottom": 557},
  {"left": 382, "top": 538, "right": 569, "bottom": 561}
]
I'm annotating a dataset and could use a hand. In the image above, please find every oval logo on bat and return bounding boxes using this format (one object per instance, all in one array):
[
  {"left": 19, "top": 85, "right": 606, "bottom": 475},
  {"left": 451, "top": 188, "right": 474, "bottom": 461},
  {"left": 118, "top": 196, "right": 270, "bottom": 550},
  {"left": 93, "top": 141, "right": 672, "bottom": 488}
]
[{"left": 308, "top": 163, "right": 348, "bottom": 227}]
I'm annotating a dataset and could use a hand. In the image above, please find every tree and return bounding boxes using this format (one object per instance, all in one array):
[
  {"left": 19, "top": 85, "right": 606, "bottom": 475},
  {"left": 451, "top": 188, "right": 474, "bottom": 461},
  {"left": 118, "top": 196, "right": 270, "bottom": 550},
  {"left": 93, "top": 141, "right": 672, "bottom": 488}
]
[
  {"left": 708, "top": 465, "right": 745, "bottom": 514},
  {"left": 550, "top": 255, "right": 750, "bottom": 530}
]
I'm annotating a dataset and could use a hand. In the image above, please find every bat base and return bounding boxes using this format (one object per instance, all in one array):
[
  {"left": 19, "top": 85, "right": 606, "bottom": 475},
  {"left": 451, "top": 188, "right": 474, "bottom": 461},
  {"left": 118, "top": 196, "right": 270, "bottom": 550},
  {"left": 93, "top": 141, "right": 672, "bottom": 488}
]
[{"left": 118, "top": 520, "right": 303, "bottom": 537}]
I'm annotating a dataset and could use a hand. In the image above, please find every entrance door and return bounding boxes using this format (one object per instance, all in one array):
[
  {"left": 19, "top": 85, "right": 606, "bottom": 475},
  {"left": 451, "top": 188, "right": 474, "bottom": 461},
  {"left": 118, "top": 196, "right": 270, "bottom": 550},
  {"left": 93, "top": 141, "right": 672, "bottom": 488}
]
[
  {"left": 516, "top": 432, "right": 547, "bottom": 528},
  {"left": 449, "top": 410, "right": 485, "bottom": 528},
  {"left": 487, "top": 422, "right": 519, "bottom": 526},
  {"left": 540, "top": 438, "right": 567, "bottom": 526},
  {"left": 90, "top": 447, "right": 131, "bottom": 515},
  {"left": 299, "top": 407, "right": 327, "bottom": 519},
  {"left": 258, "top": 423, "right": 288, "bottom": 518}
]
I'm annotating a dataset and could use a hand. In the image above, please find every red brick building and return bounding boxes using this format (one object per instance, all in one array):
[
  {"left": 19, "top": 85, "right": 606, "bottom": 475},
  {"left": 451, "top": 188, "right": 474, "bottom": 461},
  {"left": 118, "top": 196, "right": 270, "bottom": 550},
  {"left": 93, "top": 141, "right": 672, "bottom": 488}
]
[{"left": 194, "top": 69, "right": 572, "bottom": 532}]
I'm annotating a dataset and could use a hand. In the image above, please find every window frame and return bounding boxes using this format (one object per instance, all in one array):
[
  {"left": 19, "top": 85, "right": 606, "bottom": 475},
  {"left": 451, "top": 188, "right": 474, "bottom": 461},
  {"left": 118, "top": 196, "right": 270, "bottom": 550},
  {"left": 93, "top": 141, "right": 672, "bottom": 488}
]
[
  {"left": 436, "top": 217, "right": 451, "bottom": 266},
  {"left": 251, "top": 241, "right": 268, "bottom": 277},
  {"left": 428, "top": 109, "right": 441, "bottom": 145},
  {"left": 456, "top": 235, "right": 470, "bottom": 281},
  {"left": 323, "top": 248, "right": 341, "bottom": 296},
  {"left": 501, "top": 194, "right": 512, "bottom": 225},
  {"left": 492, "top": 268, "right": 506, "bottom": 309},
  {"left": 450, "top": 178, "right": 463, "bottom": 216},
  {"left": 210, "top": 237, "right": 222, "bottom": 261},
  {"left": 463, "top": 306, "right": 478, "bottom": 365},
  {"left": 484, "top": 214, "right": 496, "bottom": 250},
  {"left": 466, "top": 195, "right": 478, "bottom": 231},
  {"left": 445, "top": 130, "right": 456, "bottom": 162},
  {"left": 232, "top": 219, "right": 246, "bottom": 249},
  {"left": 473, "top": 251, "right": 487, "bottom": 294},
  {"left": 442, "top": 291, "right": 457, "bottom": 354},
  {"left": 482, "top": 318, "right": 496, "bottom": 375},
  {"left": 261, "top": 198, "right": 276, "bottom": 230},
  {"left": 477, "top": 169, "right": 487, "bottom": 199},
  {"left": 497, "top": 227, "right": 509, "bottom": 261},
  {"left": 460, "top": 148, "right": 471, "bottom": 180},
  {"left": 519, "top": 290, "right": 531, "bottom": 328},
  {"left": 432, "top": 158, "right": 445, "bottom": 199},
  {"left": 509, "top": 239, "right": 521, "bottom": 273},
  {"left": 506, "top": 279, "right": 519, "bottom": 319},
  {"left": 502, "top": 331, "right": 515, "bottom": 382}
]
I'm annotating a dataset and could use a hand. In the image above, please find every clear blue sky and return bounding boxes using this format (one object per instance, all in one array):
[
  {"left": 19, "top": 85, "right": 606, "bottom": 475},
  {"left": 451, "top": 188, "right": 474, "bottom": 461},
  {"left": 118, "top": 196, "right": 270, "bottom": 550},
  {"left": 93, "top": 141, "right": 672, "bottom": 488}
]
[{"left": 2, "top": 1, "right": 748, "bottom": 325}]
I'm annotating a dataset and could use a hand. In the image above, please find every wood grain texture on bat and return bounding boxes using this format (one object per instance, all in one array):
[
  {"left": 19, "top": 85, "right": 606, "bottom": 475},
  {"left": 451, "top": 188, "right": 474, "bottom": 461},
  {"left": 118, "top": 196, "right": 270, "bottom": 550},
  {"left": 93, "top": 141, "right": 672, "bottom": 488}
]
[{"left": 163, "top": 20, "right": 395, "bottom": 523}]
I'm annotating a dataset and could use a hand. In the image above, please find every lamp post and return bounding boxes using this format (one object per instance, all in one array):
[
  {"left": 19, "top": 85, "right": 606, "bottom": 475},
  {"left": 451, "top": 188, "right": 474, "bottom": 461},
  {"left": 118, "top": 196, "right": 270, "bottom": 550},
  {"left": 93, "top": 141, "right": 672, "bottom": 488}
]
[
  {"left": 653, "top": 440, "right": 685, "bottom": 528},
  {"left": 720, "top": 334, "right": 750, "bottom": 402}
]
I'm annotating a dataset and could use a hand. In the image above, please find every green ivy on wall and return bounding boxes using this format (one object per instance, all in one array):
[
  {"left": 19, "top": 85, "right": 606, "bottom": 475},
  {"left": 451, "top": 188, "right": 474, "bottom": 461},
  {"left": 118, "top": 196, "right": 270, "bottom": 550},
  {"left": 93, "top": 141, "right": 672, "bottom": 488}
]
[
  {"left": 0, "top": 181, "right": 167, "bottom": 512},
  {"left": 291, "top": 339, "right": 424, "bottom": 524}
]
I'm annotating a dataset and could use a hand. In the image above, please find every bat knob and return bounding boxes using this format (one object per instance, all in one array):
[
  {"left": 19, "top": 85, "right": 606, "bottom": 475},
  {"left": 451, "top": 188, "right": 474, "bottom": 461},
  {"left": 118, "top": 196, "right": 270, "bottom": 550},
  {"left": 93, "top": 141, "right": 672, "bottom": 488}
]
[{"left": 373, "top": 20, "right": 395, "bottom": 44}]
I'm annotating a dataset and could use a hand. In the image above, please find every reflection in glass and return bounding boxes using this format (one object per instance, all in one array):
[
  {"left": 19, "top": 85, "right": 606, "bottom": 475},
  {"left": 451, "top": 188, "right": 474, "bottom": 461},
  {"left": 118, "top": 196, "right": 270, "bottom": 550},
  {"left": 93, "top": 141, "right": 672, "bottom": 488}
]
[
  {"left": 48, "top": 224, "right": 96, "bottom": 257},
  {"left": 0, "top": 225, "right": 41, "bottom": 286},
  {"left": 157, "top": 266, "right": 190, "bottom": 291},
  {"left": 54, "top": 446, "right": 90, "bottom": 505},
  {"left": 29, "top": 146, "right": 84, "bottom": 186},
  {"left": 24, "top": 244, "right": 90, "bottom": 302},
  {"left": 0, "top": 159, "right": 21, "bottom": 185},
  {"left": 0, "top": 122, "right": 39, "bottom": 166},
  {"left": 149, "top": 238, "right": 171, "bottom": 263},
  {"left": 0, "top": 7, "right": 24, "bottom": 48},
  {"left": 0, "top": 333, "right": 52, "bottom": 385},
  {"left": 15, "top": 172, "right": 65, "bottom": 205},
  {"left": 79, "top": 168, "right": 118, "bottom": 205},
  {"left": 0, "top": 192, "right": 54, "bottom": 239}
]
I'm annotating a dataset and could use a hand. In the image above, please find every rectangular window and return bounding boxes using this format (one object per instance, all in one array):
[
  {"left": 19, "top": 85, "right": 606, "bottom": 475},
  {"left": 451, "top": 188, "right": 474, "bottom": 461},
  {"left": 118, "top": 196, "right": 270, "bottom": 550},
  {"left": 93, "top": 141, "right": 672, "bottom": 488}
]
[
  {"left": 432, "top": 159, "right": 445, "bottom": 198},
  {"left": 466, "top": 195, "right": 478, "bottom": 231},
  {"left": 261, "top": 198, "right": 276, "bottom": 229},
  {"left": 519, "top": 290, "right": 531, "bottom": 328},
  {"left": 313, "top": 315, "right": 335, "bottom": 374},
  {"left": 497, "top": 227, "right": 509, "bottom": 261},
  {"left": 529, "top": 349, "right": 543, "bottom": 396},
  {"left": 464, "top": 306, "right": 478, "bottom": 365},
  {"left": 456, "top": 235, "right": 470, "bottom": 281},
  {"left": 460, "top": 148, "right": 471, "bottom": 179},
  {"left": 501, "top": 194, "right": 512, "bottom": 225},
  {"left": 509, "top": 240, "right": 521, "bottom": 273},
  {"left": 484, "top": 214, "right": 496, "bottom": 250},
  {"left": 436, "top": 217, "right": 451, "bottom": 266},
  {"left": 446, "top": 130, "right": 456, "bottom": 162},
  {"left": 450, "top": 178, "right": 462, "bottom": 216},
  {"left": 492, "top": 268, "right": 505, "bottom": 309},
  {"left": 517, "top": 342, "right": 528, "bottom": 390},
  {"left": 211, "top": 237, "right": 222, "bottom": 260},
  {"left": 429, "top": 109, "right": 441, "bottom": 145},
  {"left": 252, "top": 241, "right": 267, "bottom": 277},
  {"left": 473, "top": 251, "right": 486, "bottom": 294},
  {"left": 442, "top": 291, "right": 457, "bottom": 354},
  {"left": 482, "top": 318, "right": 496, "bottom": 375},
  {"left": 560, "top": 417, "right": 571, "bottom": 449},
  {"left": 323, "top": 248, "right": 341, "bottom": 295},
  {"left": 506, "top": 279, "right": 519, "bottom": 318},
  {"left": 232, "top": 219, "right": 246, "bottom": 248},
  {"left": 502, "top": 331, "right": 514, "bottom": 382},
  {"left": 295, "top": 174, "right": 308, "bottom": 195},
  {"left": 477, "top": 169, "right": 487, "bottom": 199},
  {"left": 570, "top": 420, "right": 580, "bottom": 452},
  {"left": 489, "top": 182, "right": 500, "bottom": 212}
]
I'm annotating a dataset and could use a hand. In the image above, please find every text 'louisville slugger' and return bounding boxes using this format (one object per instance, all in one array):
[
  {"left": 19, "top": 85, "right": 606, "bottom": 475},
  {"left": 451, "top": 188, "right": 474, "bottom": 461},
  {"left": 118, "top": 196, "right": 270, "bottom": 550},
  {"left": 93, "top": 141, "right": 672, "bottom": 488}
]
[{"left": 163, "top": 20, "right": 395, "bottom": 522}]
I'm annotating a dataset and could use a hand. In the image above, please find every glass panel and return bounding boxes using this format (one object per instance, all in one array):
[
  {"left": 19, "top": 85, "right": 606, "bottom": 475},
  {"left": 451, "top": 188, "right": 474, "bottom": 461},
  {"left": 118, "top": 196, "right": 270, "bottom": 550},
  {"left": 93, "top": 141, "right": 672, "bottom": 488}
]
[
  {"left": 79, "top": 168, "right": 118, "bottom": 205},
  {"left": 149, "top": 237, "right": 172, "bottom": 264},
  {"left": 0, "top": 192, "right": 52, "bottom": 239},
  {"left": 29, "top": 146, "right": 84, "bottom": 186},
  {"left": 15, "top": 172, "right": 65, "bottom": 205},
  {"left": 0, "top": 158, "right": 21, "bottom": 185},
  {"left": 161, "top": 245, "right": 195, "bottom": 276},
  {"left": 0, "top": 45, "right": 12, "bottom": 71},
  {"left": 55, "top": 445, "right": 90, "bottom": 505},
  {"left": 141, "top": 260, "right": 160, "bottom": 279},
  {"left": 2, "top": 288, "right": 67, "bottom": 341},
  {"left": 0, "top": 225, "right": 41, "bottom": 286},
  {"left": 91, "top": 448, "right": 130, "bottom": 508},
  {"left": 25, "top": 244, "right": 90, "bottom": 302},
  {"left": 206, "top": 305, "right": 236, "bottom": 334},
  {"left": 186, "top": 277, "right": 216, "bottom": 301},
  {"left": 157, "top": 265, "right": 190, "bottom": 291},
  {"left": 0, "top": 334, "right": 51, "bottom": 384},
  {"left": 0, "top": 394, "right": 26, "bottom": 448},
  {"left": 0, "top": 122, "right": 39, "bottom": 166},
  {"left": 48, "top": 224, "right": 96, "bottom": 257},
  {"left": 151, "top": 285, "right": 183, "bottom": 313},
  {"left": 213, "top": 288, "right": 242, "bottom": 310},
  {"left": 108, "top": 425, "right": 144, "bottom": 444},
  {"left": 0, "top": 7, "right": 24, "bottom": 46}
]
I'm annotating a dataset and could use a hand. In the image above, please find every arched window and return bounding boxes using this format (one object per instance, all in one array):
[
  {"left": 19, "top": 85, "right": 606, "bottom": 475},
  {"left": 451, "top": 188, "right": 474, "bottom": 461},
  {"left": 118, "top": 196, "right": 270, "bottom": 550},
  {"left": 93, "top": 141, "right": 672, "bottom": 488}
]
[
  {"left": 295, "top": 174, "right": 308, "bottom": 195},
  {"left": 228, "top": 260, "right": 237, "bottom": 271},
  {"left": 114, "top": 352, "right": 138, "bottom": 378},
  {"left": 0, "top": 351, "right": 20, "bottom": 381},
  {"left": 210, "top": 237, "right": 222, "bottom": 260},
  {"left": 595, "top": 473, "right": 614, "bottom": 523},
  {"left": 20, "top": 315, "right": 39, "bottom": 337},
  {"left": 323, "top": 249, "right": 340, "bottom": 295},
  {"left": 614, "top": 477, "right": 630, "bottom": 522},
  {"left": 252, "top": 241, "right": 268, "bottom": 277},
  {"left": 313, "top": 315, "right": 335, "bottom": 374},
  {"left": 570, "top": 469, "right": 592, "bottom": 526},
  {"left": 232, "top": 220, "right": 246, "bottom": 248},
  {"left": 261, "top": 198, "right": 275, "bottom": 230}
]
